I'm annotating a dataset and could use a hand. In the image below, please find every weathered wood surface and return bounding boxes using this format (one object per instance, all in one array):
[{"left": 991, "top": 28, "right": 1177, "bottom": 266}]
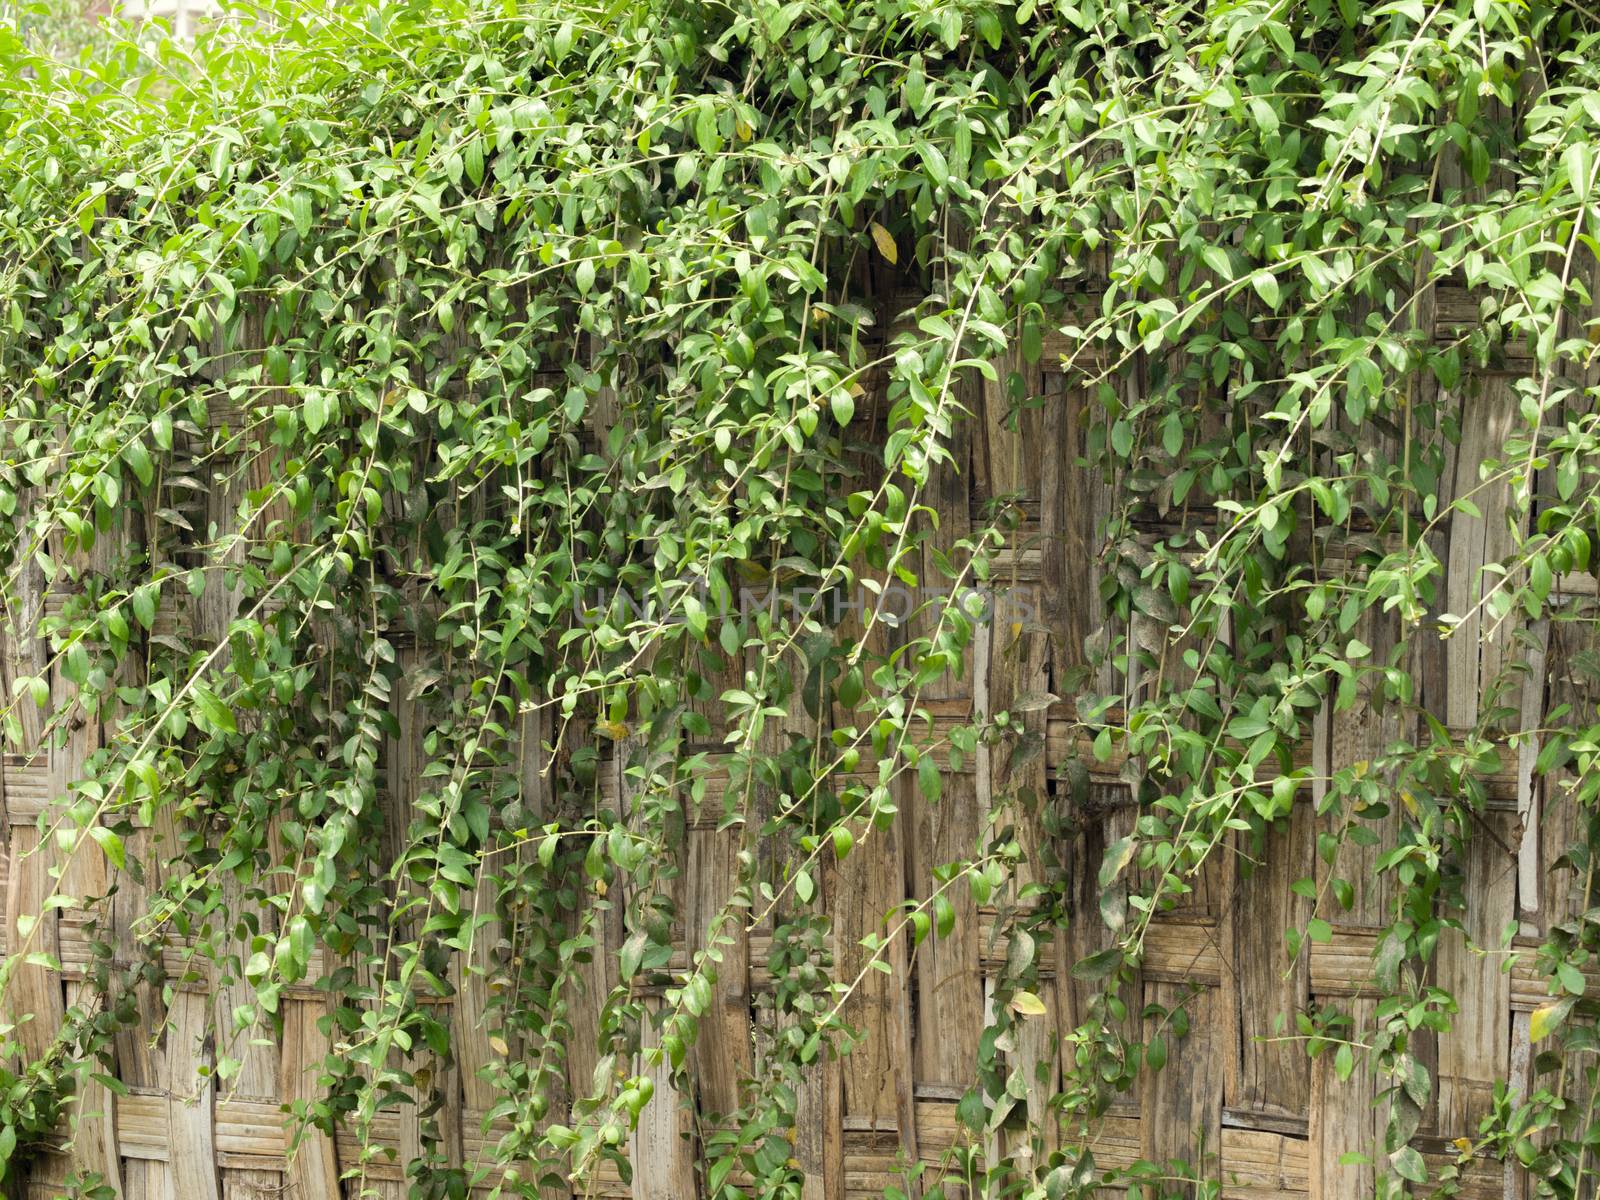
[{"left": 0, "top": 289, "right": 1582, "bottom": 1199}]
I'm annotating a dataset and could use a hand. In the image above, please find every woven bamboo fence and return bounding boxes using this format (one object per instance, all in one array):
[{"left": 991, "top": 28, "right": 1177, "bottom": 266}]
[{"left": 1, "top": 274, "right": 1591, "bottom": 1200}]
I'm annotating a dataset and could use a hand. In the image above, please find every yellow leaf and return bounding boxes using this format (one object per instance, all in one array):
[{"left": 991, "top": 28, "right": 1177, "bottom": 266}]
[
  {"left": 1108, "top": 836, "right": 1138, "bottom": 878},
  {"left": 1009, "top": 989, "right": 1047, "bottom": 1017},
  {"left": 1452, "top": 1137, "right": 1473, "bottom": 1160},
  {"left": 870, "top": 221, "right": 898, "bottom": 265},
  {"left": 735, "top": 118, "right": 753, "bottom": 141},
  {"left": 1400, "top": 789, "right": 1418, "bottom": 816},
  {"left": 1531, "top": 1001, "right": 1567, "bottom": 1042},
  {"left": 488, "top": 1035, "right": 509, "bottom": 1055}
]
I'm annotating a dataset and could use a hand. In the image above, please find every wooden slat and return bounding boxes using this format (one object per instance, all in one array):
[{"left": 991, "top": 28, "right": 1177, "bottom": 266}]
[{"left": 1226, "top": 805, "right": 1313, "bottom": 1118}]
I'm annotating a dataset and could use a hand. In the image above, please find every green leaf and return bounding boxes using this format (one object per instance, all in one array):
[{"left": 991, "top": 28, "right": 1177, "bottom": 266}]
[
  {"left": 132, "top": 583, "right": 158, "bottom": 631},
  {"left": 917, "top": 141, "right": 950, "bottom": 187},
  {"left": 1202, "top": 245, "right": 1233, "bottom": 279},
  {"left": 1335, "top": 1043, "right": 1354, "bottom": 1081},
  {"left": 123, "top": 439, "right": 154, "bottom": 487},
  {"left": 1022, "top": 319, "right": 1043, "bottom": 364},
  {"left": 1566, "top": 141, "right": 1593, "bottom": 200},
  {"left": 1145, "top": 1035, "right": 1167, "bottom": 1071},
  {"left": 1161, "top": 412, "right": 1183, "bottom": 457},
  {"left": 831, "top": 825, "right": 853, "bottom": 860},
  {"left": 1389, "top": 1145, "right": 1427, "bottom": 1184},
  {"left": 831, "top": 390, "right": 855, "bottom": 426},
  {"left": 683, "top": 594, "right": 708, "bottom": 641},
  {"left": 194, "top": 686, "right": 237, "bottom": 734},
  {"left": 1250, "top": 270, "right": 1281, "bottom": 309},
  {"left": 304, "top": 392, "right": 330, "bottom": 435},
  {"left": 1110, "top": 419, "right": 1134, "bottom": 458},
  {"left": 89, "top": 825, "right": 125, "bottom": 870},
  {"left": 837, "top": 666, "right": 864, "bottom": 710},
  {"left": 620, "top": 931, "right": 647, "bottom": 979},
  {"left": 1072, "top": 947, "right": 1123, "bottom": 980}
]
